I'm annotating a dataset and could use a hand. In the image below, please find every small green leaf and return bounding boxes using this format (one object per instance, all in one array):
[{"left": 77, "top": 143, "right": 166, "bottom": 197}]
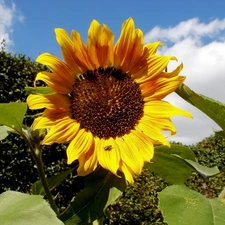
[
  {"left": 176, "top": 84, "right": 225, "bottom": 132},
  {"left": 0, "top": 126, "right": 9, "bottom": 140},
  {"left": 0, "top": 191, "right": 63, "bottom": 225},
  {"left": 25, "top": 86, "right": 55, "bottom": 95},
  {"left": 0, "top": 102, "right": 27, "bottom": 134},
  {"left": 60, "top": 167, "right": 127, "bottom": 224},
  {"left": 183, "top": 159, "right": 220, "bottom": 178},
  {"left": 145, "top": 144, "right": 196, "bottom": 184},
  {"left": 159, "top": 185, "right": 225, "bottom": 225},
  {"left": 31, "top": 168, "right": 75, "bottom": 195}
]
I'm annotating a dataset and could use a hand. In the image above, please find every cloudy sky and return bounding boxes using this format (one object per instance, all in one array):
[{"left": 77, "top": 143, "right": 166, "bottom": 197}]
[{"left": 1, "top": 0, "right": 225, "bottom": 145}]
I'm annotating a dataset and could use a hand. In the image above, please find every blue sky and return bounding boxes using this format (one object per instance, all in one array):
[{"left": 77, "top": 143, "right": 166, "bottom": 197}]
[
  {"left": 1, "top": 0, "right": 225, "bottom": 144},
  {"left": 7, "top": 0, "right": 225, "bottom": 59}
]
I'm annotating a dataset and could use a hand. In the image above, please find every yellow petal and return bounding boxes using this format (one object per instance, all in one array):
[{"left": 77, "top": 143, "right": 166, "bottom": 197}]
[
  {"left": 137, "top": 120, "right": 170, "bottom": 146},
  {"left": 96, "top": 137, "right": 120, "bottom": 176},
  {"left": 119, "top": 135, "right": 144, "bottom": 175},
  {"left": 66, "top": 129, "right": 94, "bottom": 164},
  {"left": 144, "top": 42, "right": 161, "bottom": 55},
  {"left": 35, "top": 71, "right": 73, "bottom": 94},
  {"left": 119, "top": 161, "right": 134, "bottom": 184},
  {"left": 36, "top": 53, "right": 75, "bottom": 84},
  {"left": 135, "top": 55, "right": 177, "bottom": 83},
  {"left": 141, "top": 75, "right": 186, "bottom": 101},
  {"left": 55, "top": 28, "right": 80, "bottom": 72},
  {"left": 121, "top": 28, "right": 145, "bottom": 73},
  {"left": 71, "top": 30, "right": 94, "bottom": 72},
  {"left": 129, "top": 130, "right": 154, "bottom": 162},
  {"left": 42, "top": 118, "right": 80, "bottom": 145},
  {"left": 27, "top": 94, "right": 71, "bottom": 110},
  {"left": 33, "top": 109, "right": 72, "bottom": 130},
  {"left": 141, "top": 115, "right": 177, "bottom": 136},
  {"left": 160, "top": 62, "right": 183, "bottom": 78},
  {"left": 114, "top": 18, "right": 135, "bottom": 70},
  {"left": 77, "top": 141, "right": 98, "bottom": 176},
  {"left": 87, "top": 20, "right": 114, "bottom": 68},
  {"left": 144, "top": 100, "right": 193, "bottom": 118}
]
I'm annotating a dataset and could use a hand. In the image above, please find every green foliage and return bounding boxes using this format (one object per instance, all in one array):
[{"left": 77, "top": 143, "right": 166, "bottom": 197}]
[
  {"left": 0, "top": 102, "right": 27, "bottom": 134},
  {"left": 104, "top": 169, "right": 168, "bottom": 225},
  {"left": 193, "top": 132, "right": 225, "bottom": 170},
  {"left": 31, "top": 168, "right": 75, "bottom": 196},
  {"left": 176, "top": 84, "right": 225, "bottom": 131},
  {"left": 0, "top": 191, "right": 63, "bottom": 225},
  {"left": 0, "top": 45, "right": 41, "bottom": 104},
  {"left": 183, "top": 159, "right": 220, "bottom": 177},
  {"left": 60, "top": 167, "right": 127, "bottom": 224},
  {"left": 159, "top": 185, "right": 225, "bottom": 225},
  {"left": 0, "top": 126, "right": 10, "bottom": 140},
  {"left": 145, "top": 145, "right": 196, "bottom": 184}
]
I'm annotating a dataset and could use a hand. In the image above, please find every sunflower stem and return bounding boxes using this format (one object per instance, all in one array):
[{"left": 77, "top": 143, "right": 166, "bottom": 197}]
[
  {"left": 21, "top": 131, "right": 59, "bottom": 217},
  {"left": 33, "top": 149, "right": 59, "bottom": 216}
]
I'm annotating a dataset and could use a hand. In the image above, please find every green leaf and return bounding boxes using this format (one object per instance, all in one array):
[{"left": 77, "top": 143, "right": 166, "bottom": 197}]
[
  {"left": 60, "top": 167, "right": 127, "bottom": 224},
  {"left": 25, "top": 86, "right": 55, "bottom": 95},
  {"left": 0, "top": 191, "right": 63, "bottom": 225},
  {"left": 31, "top": 168, "right": 75, "bottom": 195},
  {"left": 145, "top": 144, "right": 196, "bottom": 184},
  {"left": 219, "top": 187, "right": 225, "bottom": 199},
  {"left": 176, "top": 84, "right": 225, "bottom": 131},
  {"left": 0, "top": 102, "right": 27, "bottom": 134},
  {"left": 183, "top": 159, "right": 220, "bottom": 178},
  {"left": 0, "top": 125, "right": 9, "bottom": 140},
  {"left": 159, "top": 185, "right": 225, "bottom": 225}
]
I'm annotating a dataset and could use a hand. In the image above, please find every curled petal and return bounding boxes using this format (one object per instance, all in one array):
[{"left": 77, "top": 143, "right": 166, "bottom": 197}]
[
  {"left": 119, "top": 161, "right": 134, "bottom": 184},
  {"left": 77, "top": 142, "right": 98, "bottom": 176},
  {"left": 35, "top": 71, "right": 73, "bottom": 94},
  {"left": 27, "top": 94, "right": 71, "bottom": 110},
  {"left": 137, "top": 120, "right": 170, "bottom": 146},
  {"left": 135, "top": 55, "right": 177, "bottom": 83},
  {"left": 33, "top": 109, "right": 71, "bottom": 130},
  {"left": 36, "top": 53, "right": 76, "bottom": 84},
  {"left": 67, "top": 129, "right": 94, "bottom": 164},
  {"left": 141, "top": 75, "right": 186, "bottom": 101},
  {"left": 42, "top": 118, "right": 80, "bottom": 145}
]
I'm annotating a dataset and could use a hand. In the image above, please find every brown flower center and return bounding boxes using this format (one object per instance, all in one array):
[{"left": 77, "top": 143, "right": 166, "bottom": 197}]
[{"left": 70, "top": 67, "right": 144, "bottom": 139}]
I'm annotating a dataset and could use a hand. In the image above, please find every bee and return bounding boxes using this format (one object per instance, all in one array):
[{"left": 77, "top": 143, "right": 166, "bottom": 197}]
[{"left": 103, "top": 145, "right": 112, "bottom": 151}]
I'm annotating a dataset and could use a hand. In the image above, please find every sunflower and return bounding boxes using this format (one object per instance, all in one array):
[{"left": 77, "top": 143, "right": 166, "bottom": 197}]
[{"left": 27, "top": 18, "right": 192, "bottom": 183}]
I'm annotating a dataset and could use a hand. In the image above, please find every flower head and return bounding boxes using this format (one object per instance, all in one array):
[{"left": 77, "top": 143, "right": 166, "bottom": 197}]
[{"left": 27, "top": 18, "right": 192, "bottom": 183}]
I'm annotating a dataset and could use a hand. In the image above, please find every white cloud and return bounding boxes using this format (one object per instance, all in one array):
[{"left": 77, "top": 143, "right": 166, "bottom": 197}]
[
  {"left": 0, "top": 0, "right": 24, "bottom": 50},
  {"left": 145, "top": 18, "right": 225, "bottom": 43},
  {"left": 144, "top": 18, "right": 225, "bottom": 145}
]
